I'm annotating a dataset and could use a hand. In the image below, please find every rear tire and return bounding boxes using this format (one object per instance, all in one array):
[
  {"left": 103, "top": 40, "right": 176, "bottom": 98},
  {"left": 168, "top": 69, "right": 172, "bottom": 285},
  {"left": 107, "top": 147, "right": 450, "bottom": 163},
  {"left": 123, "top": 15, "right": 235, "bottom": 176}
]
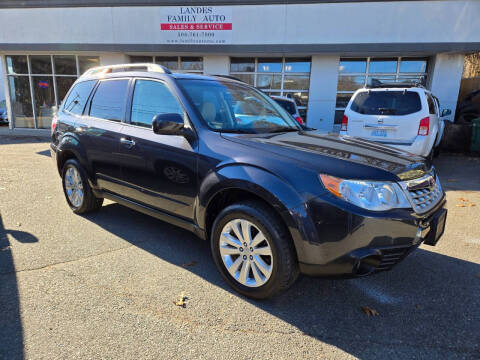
[
  {"left": 210, "top": 201, "right": 298, "bottom": 299},
  {"left": 62, "top": 159, "right": 103, "bottom": 214}
]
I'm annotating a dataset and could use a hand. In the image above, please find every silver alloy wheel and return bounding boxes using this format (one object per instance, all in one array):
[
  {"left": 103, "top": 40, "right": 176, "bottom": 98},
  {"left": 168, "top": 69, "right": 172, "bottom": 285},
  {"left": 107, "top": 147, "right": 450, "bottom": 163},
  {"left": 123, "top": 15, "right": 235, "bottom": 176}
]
[
  {"left": 64, "top": 166, "right": 84, "bottom": 208},
  {"left": 219, "top": 219, "right": 273, "bottom": 287}
]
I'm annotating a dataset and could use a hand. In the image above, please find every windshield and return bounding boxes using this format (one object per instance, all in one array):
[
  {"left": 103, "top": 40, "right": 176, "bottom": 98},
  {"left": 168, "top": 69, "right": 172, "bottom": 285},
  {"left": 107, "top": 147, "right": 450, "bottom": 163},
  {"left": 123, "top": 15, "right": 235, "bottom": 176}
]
[
  {"left": 178, "top": 79, "right": 301, "bottom": 133},
  {"left": 273, "top": 99, "right": 296, "bottom": 115},
  {"left": 351, "top": 90, "right": 422, "bottom": 115}
]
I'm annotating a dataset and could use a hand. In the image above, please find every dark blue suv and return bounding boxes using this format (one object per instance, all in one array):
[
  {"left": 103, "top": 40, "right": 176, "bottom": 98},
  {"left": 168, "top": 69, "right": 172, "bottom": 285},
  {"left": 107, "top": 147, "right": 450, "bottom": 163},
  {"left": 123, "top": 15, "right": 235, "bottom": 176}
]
[{"left": 51, "top": 63, "right": 447, "bottom": 299}]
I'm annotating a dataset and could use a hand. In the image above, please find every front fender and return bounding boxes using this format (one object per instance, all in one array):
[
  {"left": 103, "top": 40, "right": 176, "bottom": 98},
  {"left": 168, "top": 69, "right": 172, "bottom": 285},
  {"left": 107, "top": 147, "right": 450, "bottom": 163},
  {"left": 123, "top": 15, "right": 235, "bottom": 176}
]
[{"left": 196, "top": 164, "right": 318, "bottom": 258}]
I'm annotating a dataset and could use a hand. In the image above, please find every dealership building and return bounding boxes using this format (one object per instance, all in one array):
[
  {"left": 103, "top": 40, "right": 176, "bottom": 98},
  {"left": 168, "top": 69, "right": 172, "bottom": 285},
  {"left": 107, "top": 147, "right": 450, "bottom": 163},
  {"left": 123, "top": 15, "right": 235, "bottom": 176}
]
[{"left": 0, "top": 0, "right": 479, "bottom": 134}]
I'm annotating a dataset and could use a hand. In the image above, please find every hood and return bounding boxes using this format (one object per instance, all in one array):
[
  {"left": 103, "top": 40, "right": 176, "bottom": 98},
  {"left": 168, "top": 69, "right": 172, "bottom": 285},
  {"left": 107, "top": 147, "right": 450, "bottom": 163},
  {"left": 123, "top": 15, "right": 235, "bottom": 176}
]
[{"left": 221, "top": 130, "right": 430, "bottom": 181}]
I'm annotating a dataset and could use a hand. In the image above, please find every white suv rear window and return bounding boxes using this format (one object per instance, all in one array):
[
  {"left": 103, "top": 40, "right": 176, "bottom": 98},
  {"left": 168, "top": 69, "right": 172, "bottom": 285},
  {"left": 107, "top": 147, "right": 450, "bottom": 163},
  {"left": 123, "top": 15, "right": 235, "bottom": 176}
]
[{"left": 351, "top": 91, "right": 422, "bottom": 116}]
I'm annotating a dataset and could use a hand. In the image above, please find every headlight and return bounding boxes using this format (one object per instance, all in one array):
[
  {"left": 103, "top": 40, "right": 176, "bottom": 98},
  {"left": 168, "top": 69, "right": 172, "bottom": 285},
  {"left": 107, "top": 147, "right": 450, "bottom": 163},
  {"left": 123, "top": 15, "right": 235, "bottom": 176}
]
[{"left": 320, "top": 174, "right": 411, "bottom": 211}]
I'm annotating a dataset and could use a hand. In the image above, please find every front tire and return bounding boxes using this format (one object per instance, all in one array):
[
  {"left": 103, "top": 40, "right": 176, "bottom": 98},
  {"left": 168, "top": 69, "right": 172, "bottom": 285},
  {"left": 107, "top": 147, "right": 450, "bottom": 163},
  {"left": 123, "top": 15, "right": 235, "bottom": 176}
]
[
  {"left": 62, "top": 159, "right": 103, "bottom": 214},
  {"left": 210, "top": 201, "right": 298, "bottom": 299}
]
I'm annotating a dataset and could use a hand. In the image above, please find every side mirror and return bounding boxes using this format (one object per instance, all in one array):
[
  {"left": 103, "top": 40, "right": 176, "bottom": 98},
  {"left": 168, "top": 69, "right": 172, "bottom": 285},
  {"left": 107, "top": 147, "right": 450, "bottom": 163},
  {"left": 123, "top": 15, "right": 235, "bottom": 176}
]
[
  {"left": 441, "top": 109, "right": 452, "bottom": 117},
  {"left": 152, "top": 113, "right": 184, "bottom": 135}
]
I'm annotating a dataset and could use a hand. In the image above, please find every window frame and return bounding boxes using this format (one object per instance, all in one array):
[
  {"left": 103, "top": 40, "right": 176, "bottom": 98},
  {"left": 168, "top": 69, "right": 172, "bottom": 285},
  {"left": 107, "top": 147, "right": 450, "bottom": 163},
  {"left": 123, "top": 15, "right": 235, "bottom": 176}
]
[{"left": 87, "top": 77, "right": 132, "bottom": 123}]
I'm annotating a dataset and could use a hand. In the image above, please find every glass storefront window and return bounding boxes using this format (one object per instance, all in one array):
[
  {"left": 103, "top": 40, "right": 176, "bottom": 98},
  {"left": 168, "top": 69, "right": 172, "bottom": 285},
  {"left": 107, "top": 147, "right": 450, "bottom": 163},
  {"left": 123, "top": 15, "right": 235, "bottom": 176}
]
[
  {"left": 155, "top": 56, "right": 179, "bottom": 70},
  {"left": 129, "top": 56, "right": 153, "bottom": 64},
  {"left": 285, "top": 58, "right": 311, "bottom": 73},
  {"left": 181, "top": 57, "right": 203, "bottom": 71},
  {"left": 335, "top": 94, "right": 352, "bottom": 108},
  {"left": 8, "top": 76, "right": 34, "bottom": 128},
  {"left": 256, "top": 74, "right": 282, "bottom": 90},
  {"left": 6, "top": 56, "right": 28, "bottom": 74},
  {"left": 283, "top": 75, "right": 310, "bottom": 90},
  {"left": 78, "top": 56, "right": 100, "bottom": 74},
  {"left": 32, "top": 76, "right": 55, "bottom": 129},
  {"left": 54, "top": 55, "right": 77, "bottom": 75},
  {"left": 258, "top": 58, "right": 282, "bottom": 73},
  {"left": 230, "top": 58, "right": 255, "bottom": 72},
  {"left": 339, "top": 59, "right": 366, "bottom": 73},
  {"left": 400, "top": 58, "right": 428, "bottom": 73},
  {"left": 5, "top": 54, "right": 101, "bottom": 129},
  {"left": 56, "top": 77, "right": 77, "bottom": 104},
  {"left": 366, "top": 75, "right": 396, "bottom": 86},
  {"left": 397, "top": 75, "right": 427, "bottom": 85},
  {"left": 230, "top": 57, "right": 311, "bottom": 123},
  {"left": 337, "top": 76, "right": 365, "bottom": 91},
  {"left": 233, "top": 73, "right": 254, "bottom": 86},
  {"left": 30, "top": 55, "right": 52, "bottom": 74},
  {"left": 286, "top": 92, "right": 309, "bottom": 107},
  {"left": 368, "top": 58, "right": 398, "bottom": 73},
  {"left": 336, "top": 57, "right": 429, "bottom": 124}
]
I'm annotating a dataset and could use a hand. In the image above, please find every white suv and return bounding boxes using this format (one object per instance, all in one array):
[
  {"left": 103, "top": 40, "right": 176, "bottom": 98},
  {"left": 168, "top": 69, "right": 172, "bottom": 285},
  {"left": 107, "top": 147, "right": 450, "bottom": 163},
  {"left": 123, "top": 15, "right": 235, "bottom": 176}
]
[{"left": 340, "top": 85, "right": 451, "bottom": 158}]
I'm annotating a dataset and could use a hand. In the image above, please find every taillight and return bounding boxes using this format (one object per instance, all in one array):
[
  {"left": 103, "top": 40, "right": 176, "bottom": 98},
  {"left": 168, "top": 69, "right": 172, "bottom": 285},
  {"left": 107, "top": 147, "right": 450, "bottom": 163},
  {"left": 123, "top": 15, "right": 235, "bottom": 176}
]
[
  {"left": 295, "top": 116, "right": 304, "bottom": 125},
  {"left": 418, "top": 116, "right": 429, "bottom": 136},
  {"left": 341, "top": 115, "right": 348, "bottom": 131},
  {"left": 51, "top": 116, "right": 57, "bottom": 134}
]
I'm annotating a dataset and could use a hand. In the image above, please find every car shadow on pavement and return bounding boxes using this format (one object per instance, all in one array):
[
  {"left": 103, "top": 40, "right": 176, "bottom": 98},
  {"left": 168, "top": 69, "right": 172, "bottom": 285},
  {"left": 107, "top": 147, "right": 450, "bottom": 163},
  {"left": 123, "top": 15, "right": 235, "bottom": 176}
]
[
  {"left": 82, "top": 203, "right": 480, "bottom": 359},
  {"left": 0, "top": 214, "right": 39, "bottom": 360}
]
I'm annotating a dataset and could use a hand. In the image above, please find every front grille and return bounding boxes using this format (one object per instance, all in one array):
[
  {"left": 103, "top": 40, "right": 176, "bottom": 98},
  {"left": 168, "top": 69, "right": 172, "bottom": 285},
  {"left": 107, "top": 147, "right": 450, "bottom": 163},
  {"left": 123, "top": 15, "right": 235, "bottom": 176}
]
[
  {"left": 400, "top": 172, "right": 443, "bottom": 214},
  {"left": 375, "top": 246, "right": 412, "bottom": 272}
]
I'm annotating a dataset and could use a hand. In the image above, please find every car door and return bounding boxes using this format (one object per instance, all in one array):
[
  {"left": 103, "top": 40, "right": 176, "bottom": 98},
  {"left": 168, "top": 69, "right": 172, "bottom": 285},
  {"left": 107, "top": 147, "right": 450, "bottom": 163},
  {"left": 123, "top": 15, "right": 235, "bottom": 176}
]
[
  {"left": 77, "top": 78, "right": 131, "bottom": 194},
  {"left": 117, "top": 78, "right": 198, "bottom": 220}
]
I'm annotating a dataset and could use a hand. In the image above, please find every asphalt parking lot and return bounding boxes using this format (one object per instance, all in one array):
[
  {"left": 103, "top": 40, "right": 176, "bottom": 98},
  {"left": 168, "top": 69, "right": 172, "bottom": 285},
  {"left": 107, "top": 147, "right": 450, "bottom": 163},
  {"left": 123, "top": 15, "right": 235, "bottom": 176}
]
[{"left": 1, "top": 136, "right": 479, "bottom": 360}]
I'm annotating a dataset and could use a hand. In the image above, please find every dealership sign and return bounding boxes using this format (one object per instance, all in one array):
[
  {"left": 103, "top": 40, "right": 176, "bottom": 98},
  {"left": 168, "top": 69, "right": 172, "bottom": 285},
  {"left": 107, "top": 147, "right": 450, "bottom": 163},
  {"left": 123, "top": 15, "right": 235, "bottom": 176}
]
[{"left": 160, "top": 6, "right": 232, "bottom": 44}]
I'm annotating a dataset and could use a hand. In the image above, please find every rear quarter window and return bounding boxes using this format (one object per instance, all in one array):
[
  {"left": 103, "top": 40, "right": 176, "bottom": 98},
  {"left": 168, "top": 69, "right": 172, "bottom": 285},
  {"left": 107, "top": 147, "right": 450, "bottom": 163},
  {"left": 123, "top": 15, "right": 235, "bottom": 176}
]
[
  {"left": 350, "top": 91, "right": 422, "bottom": 116},
  {"left": 62, "top": 80, "right": 96, "bottom": 115}
]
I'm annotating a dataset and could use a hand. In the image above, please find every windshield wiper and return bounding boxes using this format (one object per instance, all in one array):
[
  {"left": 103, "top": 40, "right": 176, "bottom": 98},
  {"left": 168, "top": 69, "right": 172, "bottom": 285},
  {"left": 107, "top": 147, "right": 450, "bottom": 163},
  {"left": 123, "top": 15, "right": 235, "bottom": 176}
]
[{"left": 266, "top": 126, "right": 299, "bottom": 133}]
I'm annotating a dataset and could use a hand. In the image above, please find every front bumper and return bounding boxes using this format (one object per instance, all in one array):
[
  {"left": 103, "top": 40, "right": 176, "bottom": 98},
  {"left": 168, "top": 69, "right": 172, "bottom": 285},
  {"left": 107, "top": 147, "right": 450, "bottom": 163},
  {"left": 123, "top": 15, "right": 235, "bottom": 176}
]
[{"left": 288, "top": 193, "right": 447, "bottom": 277}]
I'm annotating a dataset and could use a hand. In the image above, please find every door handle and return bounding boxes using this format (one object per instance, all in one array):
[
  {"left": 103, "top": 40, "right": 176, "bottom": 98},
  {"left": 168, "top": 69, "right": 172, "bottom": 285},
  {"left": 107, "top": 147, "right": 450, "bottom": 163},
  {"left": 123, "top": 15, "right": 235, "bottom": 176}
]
[{"left": 120, "top": 138, "right": 135, "bottom": 148}]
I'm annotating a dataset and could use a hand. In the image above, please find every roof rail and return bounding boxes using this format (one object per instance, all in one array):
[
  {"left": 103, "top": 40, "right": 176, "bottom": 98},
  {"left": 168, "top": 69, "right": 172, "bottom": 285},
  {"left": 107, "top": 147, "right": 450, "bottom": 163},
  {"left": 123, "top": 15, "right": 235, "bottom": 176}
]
[
  {"left": 81, "top": 63, "right": 172, "bottom": 77},
  {"left": 365, "top": 79, "right": 425, "bottom": 89},
  {"left": 211, "top": 74, "right": 245, "bottom": 82}
]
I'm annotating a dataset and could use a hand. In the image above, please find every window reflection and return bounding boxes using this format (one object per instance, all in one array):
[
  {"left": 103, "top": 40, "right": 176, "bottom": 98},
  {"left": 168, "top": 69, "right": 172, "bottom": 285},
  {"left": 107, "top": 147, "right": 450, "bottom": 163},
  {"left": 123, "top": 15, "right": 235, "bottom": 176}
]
[
  {"left": 54, "top": 55, "right": 77, "bottom": 75},
  {"left": 32, "top": 76, "right": 55, "bottom": 129},
  {"left": 180, "top": 57, "right": 203, "bottom": 71},
  {"left": 155, "top": 56, "right": 179, "bottom": 70},
  {"left": 257, "top": 58, "right": 282, "bottom": 73},
  {"left": 78, "top": 56, "right": 100, "bottom": 74},
  {"left": 284, "top": 58, "right": 310, "bottom": 73},
  {"left": 56, "top": 77, "right": 77, "bottom": 104},
  {"left": 8, "top": 76, "right": 34, "bottom": 128},
  {"left": 6, "top": 56, "right": 28, "bottom": 74},
  {"left": 230, "top": 58, "right": 255, "bottom": 72},
  {"left": 30, "top": 55, "right": 52, "bottom": 74},
  {"left": 368, "top": 58, "right": 398, "bottom": 73},
  {"left": 338, "top": 59, "right": 366, "bottom": 73}
]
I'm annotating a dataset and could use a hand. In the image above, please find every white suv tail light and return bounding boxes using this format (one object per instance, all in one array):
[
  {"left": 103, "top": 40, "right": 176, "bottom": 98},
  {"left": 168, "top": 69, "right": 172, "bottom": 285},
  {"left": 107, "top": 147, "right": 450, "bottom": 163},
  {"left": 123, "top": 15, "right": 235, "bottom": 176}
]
[
  {"left": 341, "top": 115, "right": 348, "bottom": 132},
  {"left": 51, "top": 115, "right": 58, "bottom": 134},
  {"left": 418, "top": 116, "right": 429, "bottom": 136}
]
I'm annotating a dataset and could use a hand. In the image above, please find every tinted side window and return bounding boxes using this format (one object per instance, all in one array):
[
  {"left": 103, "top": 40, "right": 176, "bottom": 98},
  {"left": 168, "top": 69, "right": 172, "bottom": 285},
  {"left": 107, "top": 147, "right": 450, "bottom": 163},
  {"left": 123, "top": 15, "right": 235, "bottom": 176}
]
[
  {"left": 351, "top": 91, "right": 421, "bottom": 115},
  {"left": 130, "top": 80, "right": 183, "bottom": 128},
  {"left": 90, "top": 79, "right": 129, "bottom": 121},
  {"left": 426, "top": 93, "right": 436, "bottom": 115},
  {"left": 63, "top": 80, "right": 96, "bottom": 115}
]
